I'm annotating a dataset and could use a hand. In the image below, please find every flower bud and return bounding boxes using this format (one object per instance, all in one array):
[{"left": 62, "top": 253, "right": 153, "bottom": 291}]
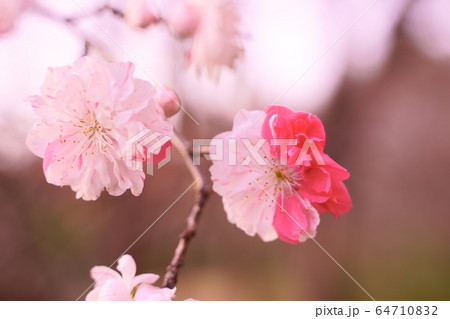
[{"left": 154, "top": 86, "right": 181, "bottom": 118}]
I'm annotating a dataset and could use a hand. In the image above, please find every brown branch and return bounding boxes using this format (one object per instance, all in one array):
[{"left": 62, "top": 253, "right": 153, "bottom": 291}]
[
  {"left": 30, "top": 3, "right": 124, "bottom": 57},
  {"left": 162, "top": 133, "right": 212, "bottom": 289},
  {"left": 65, "top": 4, "right": 124, "bottom": 23}
]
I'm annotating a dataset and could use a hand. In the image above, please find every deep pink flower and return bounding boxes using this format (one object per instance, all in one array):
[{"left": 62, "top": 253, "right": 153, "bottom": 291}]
[
  {"left": 262, "top": 106, "right": 352, "bottom": 220},
  {"left": 26, "top": 56, "right": 173, "bottom": 200},
  {"left": 209, "top": 105, "right": 352, "bottom": 244},
  {"left": 86, "top": 255, "right": 175, "bottom": 301}
]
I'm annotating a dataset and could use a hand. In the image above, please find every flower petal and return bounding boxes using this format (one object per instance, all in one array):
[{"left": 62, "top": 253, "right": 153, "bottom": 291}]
[
  {"left": 134, "top": 284, "right": 176, "bottom": 301},
  {"left": 96, "top": 280, "right": 133, "bottom": 301},
  {"left": 117, "top": 255, "right": 137, "bottom": 289},
  {"left": 90, "top": 266, "right": 121, "bottom": 287},
  {"left": 273, "top": 195, "right": 320, "bottom": 244},
  {"left": 133, "top": 274, "right": 160, "bottom": 287}
]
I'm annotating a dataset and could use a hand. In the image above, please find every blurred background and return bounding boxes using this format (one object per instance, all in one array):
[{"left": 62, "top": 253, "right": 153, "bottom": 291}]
[{"left": 1, "top": 0, "right": 449, "bottom": 300}]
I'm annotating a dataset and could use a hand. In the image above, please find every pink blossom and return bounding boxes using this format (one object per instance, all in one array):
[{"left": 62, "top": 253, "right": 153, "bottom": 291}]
[
  {"left": 26, "top": 56, "right": 173, "bottom": 200},
  {"left": 209, "top": 106, "right": 352, "bottom": 244},
  {"left": 167, "top": 0, "right": 243, "bottom": 77},
  {"left": 86, "top": 255, "right": 175, "bottom": 301},
  {"left": 0, "top": 0, "right": 27, "bottom": 33},
  {"left": 124, "top": 0, "right": 160, "bottom": 28}
]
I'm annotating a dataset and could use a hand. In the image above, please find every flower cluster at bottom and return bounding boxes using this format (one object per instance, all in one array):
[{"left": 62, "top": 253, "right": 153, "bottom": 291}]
[{"left": 86, "top": 255, "right": 177, "bottom": 301}]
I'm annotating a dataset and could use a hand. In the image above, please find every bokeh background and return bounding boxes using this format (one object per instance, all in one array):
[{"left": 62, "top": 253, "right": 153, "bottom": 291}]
[{"left": 1, "top": 0, "right": 449, "bottom": 300}]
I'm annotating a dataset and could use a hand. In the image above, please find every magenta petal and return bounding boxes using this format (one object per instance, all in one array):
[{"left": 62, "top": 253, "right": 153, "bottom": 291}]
[{"left": 273, "top": 195, "right": 320, "bottom": 244}]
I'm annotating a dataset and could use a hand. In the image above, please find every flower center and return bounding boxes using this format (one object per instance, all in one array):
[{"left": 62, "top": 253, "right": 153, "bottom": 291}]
[
  {"left": 79, "top": 110, "right": 112, "bottom": 146},
  {"left": 130, "top": 285, "right": 138, "bottom": 299},
  {"left": 275, "top": 170, "right": 284, "bottom": 179},
  {"left": 246, "top": 155, "right": 304, "bottom": 207},
  {"left": 82, "top": 119, "right": 110, "bottom": 139},
  {"left": 75, "top": 110, "right": 114, "bottom": 154},
  {"left": 274, "top": 167, "right": 302, "bottom": 193}
]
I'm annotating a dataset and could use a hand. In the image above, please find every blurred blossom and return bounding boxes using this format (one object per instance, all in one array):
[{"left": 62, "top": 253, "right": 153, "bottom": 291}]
[
  {"left": 238, "top": 0, "right": 347, "bottom": 115},
  {"left": 0, "top": 0, "right": 433, "bottom": 166},
  {"left": 124, "top": 0, "right": 160, "bottom": 28},
  {"left": 404, "top": 0, "right": 450, "bottom": 59},
  {"left": 167, "top": 0, "right": 200, "bottom": 39},
  {"left": 26, "top": 56, "right": 173, "bottom": 200},
  {"left": 0, "top": 7, "right": 83, "bottom": 170},
  {"left": 168, "top": 0, "right": 243, "bottom": 77},
  {"left": 87, "top": 255, "right": 176, "bottom": 301},
  {"left": 0, "top": 0, "right": 27, "bottom": 33},
  {"left": 329, "top": 0, "right": 410, "bottom": 79},
  {"left": 209, "top": 106, "right": 351, "bottom": 244}
]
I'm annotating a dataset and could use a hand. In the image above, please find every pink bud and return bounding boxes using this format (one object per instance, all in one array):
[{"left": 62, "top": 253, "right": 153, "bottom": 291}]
[
  {"left": 167, "top": 2, "right": 200, "bottom": 39},
  {"left": 154, "top": 87, "right": 181, "bottom": 118},
  {"left": 124, "top": 0, "right": 160, "bottom": 28}
]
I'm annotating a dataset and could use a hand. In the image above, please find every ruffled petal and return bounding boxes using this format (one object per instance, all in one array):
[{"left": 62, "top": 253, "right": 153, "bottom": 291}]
[{"left": 273, "top": 195, "right": 320, "bottom": 244}]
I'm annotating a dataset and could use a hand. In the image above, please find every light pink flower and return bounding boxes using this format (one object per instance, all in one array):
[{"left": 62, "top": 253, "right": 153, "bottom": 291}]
[
  {"left": 167, "top": 0, "right": 243, "bottom": 77},
  {"left": 26, "top": 56, "right": 173, "bottom": 200},
  {"left": 0, "top": 0, "right": 27, "bottom": 33},
  {"left": 86, "top": 255, "right": 175, "bottom": 301},
  {"left": 124, "top": 0, "right": 160, "bottom": 28},
  {"left": 209, "top": 106, "right": 352, "bottom": 244}
]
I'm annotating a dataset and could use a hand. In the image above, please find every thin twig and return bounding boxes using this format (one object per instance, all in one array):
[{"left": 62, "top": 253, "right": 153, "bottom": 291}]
[
  {"left": 162, "top": 132, "right": 212, "bottom": 289},
  {"left": 65, "top": 4, "right": 124, "bottom": 23}
]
